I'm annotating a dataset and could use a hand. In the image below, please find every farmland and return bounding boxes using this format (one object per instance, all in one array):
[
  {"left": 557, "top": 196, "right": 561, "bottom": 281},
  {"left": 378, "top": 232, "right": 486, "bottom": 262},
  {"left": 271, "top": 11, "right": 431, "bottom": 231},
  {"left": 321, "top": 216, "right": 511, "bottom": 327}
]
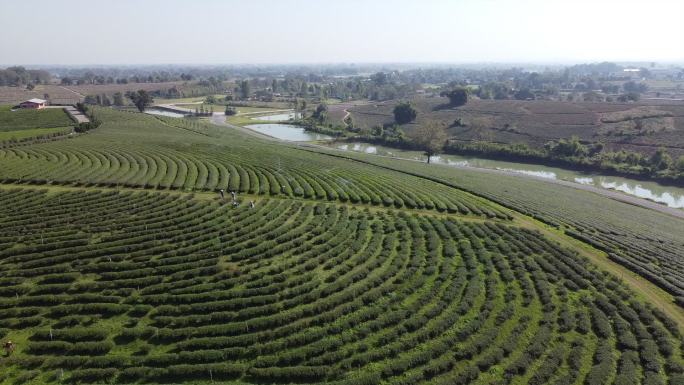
[
  {"left": 3, "top": 0, "right": 684, "bottom": 382},
  {"left": 0, "top": 85, "right": 82, "bottom": 106},
  {"left": 1, "top": 187, "right": 683, "bottom": 385},
  {"left": 0, "top": 82, "right": 229, "bottom": 106},
  {"left": 309, "top": 147, "right": 684, "bottom": 299},
  {"left": 0, "top": 106, "right": 75, "bottom": 144},
  {"left": 0, "top": 106, "right": 74, "bottom": 131},
  {"left": 0, "top": 127, "right": 70, "bottom": 142},
  {"left": 347, "top": 98, "right": 684, "bottom": 158},
  {"left": 0, "top": 109, "right": 512, "bottom": 218},
  {"left": 0, "top": 108, "right": 683, "bottom": 385}
]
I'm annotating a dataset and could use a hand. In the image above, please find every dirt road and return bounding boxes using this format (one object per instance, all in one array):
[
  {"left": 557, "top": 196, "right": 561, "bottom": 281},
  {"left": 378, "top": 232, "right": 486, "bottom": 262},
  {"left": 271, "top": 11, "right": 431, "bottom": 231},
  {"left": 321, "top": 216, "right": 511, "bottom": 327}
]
[{"left": 59, "top": 86, "right": 85, "bottom": 98}]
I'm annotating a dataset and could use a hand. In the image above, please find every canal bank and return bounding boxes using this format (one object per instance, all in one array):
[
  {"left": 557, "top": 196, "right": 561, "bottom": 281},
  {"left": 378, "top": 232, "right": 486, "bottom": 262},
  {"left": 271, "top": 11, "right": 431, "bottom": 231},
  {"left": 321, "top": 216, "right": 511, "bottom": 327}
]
[{"left": 330, "top": 142, "right": 684, "bottom": 210}]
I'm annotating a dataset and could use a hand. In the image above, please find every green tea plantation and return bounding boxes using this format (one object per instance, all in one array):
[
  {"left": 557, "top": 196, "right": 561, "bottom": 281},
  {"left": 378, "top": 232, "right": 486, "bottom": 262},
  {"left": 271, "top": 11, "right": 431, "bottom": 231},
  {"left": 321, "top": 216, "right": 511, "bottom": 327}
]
[{"left": 0, "top": 108, "right": 682, "bottom": 385}]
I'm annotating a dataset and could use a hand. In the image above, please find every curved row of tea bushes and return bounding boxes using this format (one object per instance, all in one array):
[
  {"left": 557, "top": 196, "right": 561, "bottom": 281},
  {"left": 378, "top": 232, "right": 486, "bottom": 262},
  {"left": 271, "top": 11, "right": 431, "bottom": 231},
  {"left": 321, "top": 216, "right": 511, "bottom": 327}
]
[
  {"left": 0, "top": 189, "right": 681, "bottom": 384},
  {"left": 0, "top": 108, "right": 510, "bottom": 218}
]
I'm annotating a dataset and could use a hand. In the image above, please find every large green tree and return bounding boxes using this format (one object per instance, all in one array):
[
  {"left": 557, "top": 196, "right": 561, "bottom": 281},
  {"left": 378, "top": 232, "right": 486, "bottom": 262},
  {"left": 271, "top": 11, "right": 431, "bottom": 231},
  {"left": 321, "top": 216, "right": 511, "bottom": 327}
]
[
  {"left": 126, "top": 90, "right": 154, "bottom": 112},
  {"left": 409, "top": 121, "right": 448, "bottom": 164},
  {"left": 393, "top": 102, "right": 417, "bottom": 124},
  {"left": 312, "top": 103, "right": 328, "bottom": 123},
  {"left": 239, "top": 80, "right": 250, "bottom": 100},
  {"left": 676, "top": 155, "right": 684, "bottom": 173},
  {"left": 441, "top": 88, "right": 469, "bottom": 106},
  {"left": 650, "top": 148, "right": 673, "bottom": 171}
]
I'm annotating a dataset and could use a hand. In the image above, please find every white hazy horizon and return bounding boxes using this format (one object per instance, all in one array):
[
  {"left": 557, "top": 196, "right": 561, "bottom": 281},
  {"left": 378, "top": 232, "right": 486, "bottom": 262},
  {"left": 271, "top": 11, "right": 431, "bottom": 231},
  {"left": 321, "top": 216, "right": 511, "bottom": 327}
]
[{"left": 2, "top": 0, "right": 683, "bottom": 65}]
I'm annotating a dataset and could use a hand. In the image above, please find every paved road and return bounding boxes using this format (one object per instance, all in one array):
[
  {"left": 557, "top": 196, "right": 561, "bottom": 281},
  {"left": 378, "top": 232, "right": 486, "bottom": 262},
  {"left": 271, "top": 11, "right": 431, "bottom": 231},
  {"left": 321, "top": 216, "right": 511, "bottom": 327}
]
[
  {"left": 206, "top": 114, "right": 684, "bottom": 219},
  {"left": 46, "top": 105, "right": 90, "bottom": 124},
  {"left": 63, "top": 106, "right": 90, "bottom": 124}
]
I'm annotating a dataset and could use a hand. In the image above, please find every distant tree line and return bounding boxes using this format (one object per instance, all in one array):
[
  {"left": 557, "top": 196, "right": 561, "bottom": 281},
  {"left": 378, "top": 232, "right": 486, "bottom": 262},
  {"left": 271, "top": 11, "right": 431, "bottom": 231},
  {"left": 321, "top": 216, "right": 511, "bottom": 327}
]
[
  {"left": 83, "top": 83, "right": 219, "bottom": 105},
  {"left": 474, "top": 79, "right": 649, "bottom": 102},
  {"left": 84, "top": 92, "right": 126, "bottom": 107},
  {"left": 0, "top": 66, "right": 51, "bottom": 86},
  {"left": 12, "top": 61, "right": 679, "bottom": 106},
  {"left": 230, "top": 71, "right": 421, "bottom": 102},
  {"left": 59, "top": 72, "right": 197, "bottom": 86}
]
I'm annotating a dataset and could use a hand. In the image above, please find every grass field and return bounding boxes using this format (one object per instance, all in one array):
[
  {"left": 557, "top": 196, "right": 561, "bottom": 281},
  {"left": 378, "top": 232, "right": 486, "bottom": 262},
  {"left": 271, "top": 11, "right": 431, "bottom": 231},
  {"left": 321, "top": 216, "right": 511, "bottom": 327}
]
[
  {"left": 224, "top": 108, "right": 295, "bottom": 126},
  {"left": 226, "top": 101, "right": 293, "bottom": 110},
  {"left": 154, "top": 95, "right": 227, "bottom": 105},
  {"left": 0, "top": 108, "right": 682, "bottom": 385},
  {"left": 231, "top": 106, "right": 289, "bottom": 114},
  {"left": 225, "top": 114, "right": 271, "bottom": 126},
  {"left": 165, "top": 102, "right": 289, "bottom": 125},
  {"left": 174, "top": 104, "right": 222, "bottom": 114}
]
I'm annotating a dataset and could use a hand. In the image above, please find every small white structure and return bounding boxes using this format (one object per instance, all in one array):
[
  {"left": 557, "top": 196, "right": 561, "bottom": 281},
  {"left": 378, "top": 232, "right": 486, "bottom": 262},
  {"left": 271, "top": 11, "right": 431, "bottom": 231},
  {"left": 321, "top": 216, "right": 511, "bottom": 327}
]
[{"left": 19, "top": 98, "right": 47, "bottom": 109}]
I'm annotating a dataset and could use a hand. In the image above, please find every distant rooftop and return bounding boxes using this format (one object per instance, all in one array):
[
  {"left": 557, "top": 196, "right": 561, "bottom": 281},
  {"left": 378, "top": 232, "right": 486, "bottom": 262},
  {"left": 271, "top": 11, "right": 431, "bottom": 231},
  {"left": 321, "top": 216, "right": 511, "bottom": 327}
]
[{"left": 24, "top": 98, "right": 46, "bottom": 103}]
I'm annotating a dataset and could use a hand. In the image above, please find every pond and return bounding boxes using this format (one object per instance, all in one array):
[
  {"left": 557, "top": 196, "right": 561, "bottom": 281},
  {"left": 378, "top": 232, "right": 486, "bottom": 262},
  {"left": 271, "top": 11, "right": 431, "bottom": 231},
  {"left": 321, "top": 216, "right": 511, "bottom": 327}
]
[
  {"left": 144, "top": 108, "right": 186, "bottom": 118},
  {"left": 334, "top": 142, "right": 684, "bottom": 209},
  {"left": 244, "top": 123, "right": 333, "bottom": 142}
]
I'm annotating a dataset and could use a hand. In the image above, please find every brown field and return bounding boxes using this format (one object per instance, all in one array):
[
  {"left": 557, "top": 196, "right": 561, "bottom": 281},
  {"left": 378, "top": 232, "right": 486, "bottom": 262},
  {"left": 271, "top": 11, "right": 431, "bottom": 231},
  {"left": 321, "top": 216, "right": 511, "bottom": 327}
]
[
  {"left": 349, "top": 97, "right": 684, "bottom": 157},
  {"left": 0, "top": 81, "right": 221, "bottom": 105},
  {"left": 0, "top": 85, "right": 81, "bottom": 105},
  {"left": 326, "top": 100, "right": 370, "bottom": 123},
  {"left": 63, "top": 81, "right": 189, "bottom": 97}
]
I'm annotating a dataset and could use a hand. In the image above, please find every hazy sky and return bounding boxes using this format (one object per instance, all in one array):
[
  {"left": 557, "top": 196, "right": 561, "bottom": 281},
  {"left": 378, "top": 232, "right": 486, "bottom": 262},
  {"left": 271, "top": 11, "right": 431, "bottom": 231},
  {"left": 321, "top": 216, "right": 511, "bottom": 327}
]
[{"left": 2, "top": 0, "right": 683, "bottom": 65}]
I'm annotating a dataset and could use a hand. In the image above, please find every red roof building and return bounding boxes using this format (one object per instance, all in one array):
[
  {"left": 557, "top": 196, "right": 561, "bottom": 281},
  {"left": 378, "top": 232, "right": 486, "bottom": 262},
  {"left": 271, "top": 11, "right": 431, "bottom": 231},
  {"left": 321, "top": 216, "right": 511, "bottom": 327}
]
[{"left": 19, "top": 98, "right": 47, "bottom": 109}]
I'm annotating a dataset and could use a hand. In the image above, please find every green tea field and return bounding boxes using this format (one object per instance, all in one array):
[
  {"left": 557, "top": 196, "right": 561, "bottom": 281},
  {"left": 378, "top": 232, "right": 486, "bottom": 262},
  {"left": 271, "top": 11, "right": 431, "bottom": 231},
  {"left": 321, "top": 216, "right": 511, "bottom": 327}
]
[
  {"left": 0, "top": 108, "right": 682, "bottom": 385},
  {"left": 0, "top": 106, "right": 75, "bottom": 143}
]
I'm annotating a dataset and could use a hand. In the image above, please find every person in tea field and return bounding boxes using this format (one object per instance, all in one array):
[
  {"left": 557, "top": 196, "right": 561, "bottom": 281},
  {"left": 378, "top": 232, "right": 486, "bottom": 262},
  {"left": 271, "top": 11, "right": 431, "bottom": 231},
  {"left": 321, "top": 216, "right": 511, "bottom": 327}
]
[{"left": 3, "top": 340, "right": 16, "bottom": 356}]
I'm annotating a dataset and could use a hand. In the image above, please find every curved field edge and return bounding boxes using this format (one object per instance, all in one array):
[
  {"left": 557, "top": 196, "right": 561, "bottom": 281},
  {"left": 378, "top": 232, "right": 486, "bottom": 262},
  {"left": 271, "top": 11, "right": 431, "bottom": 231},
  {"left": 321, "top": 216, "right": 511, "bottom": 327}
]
[
  {"left": 515, "top": 214, "right": 684, "bottom": 333},
  {"left": 294, "top": 145, "right": 684, "bottom": 315}
]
